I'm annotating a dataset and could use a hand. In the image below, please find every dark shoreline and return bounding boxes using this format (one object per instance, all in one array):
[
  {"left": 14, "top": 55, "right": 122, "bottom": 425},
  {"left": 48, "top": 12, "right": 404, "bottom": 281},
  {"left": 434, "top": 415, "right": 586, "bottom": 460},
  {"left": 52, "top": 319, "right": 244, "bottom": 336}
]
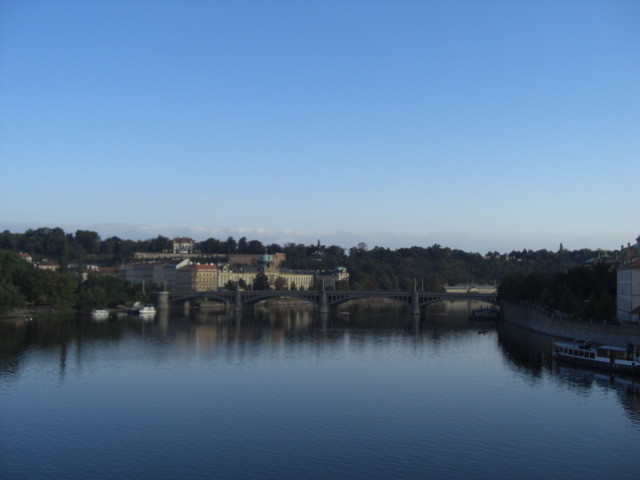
[{"left": 501, "top": 301, "right": 640, "bottom": 345}]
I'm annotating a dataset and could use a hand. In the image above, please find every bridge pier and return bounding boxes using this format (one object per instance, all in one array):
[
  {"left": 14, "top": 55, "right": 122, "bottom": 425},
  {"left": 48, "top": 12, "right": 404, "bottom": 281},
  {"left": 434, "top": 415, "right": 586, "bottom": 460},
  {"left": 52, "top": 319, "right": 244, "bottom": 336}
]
[
  {"left": 318, "top": 290, "right": 329, "bottom": 315},
  {"left": 411, "top": 290, "right": 420, "bottom": 316},
  {"left": 234, "top": 290, "right": 243, "bottom": 312},
  {"left": 156, "top": 291, "right": 169, "bottom": 310}
]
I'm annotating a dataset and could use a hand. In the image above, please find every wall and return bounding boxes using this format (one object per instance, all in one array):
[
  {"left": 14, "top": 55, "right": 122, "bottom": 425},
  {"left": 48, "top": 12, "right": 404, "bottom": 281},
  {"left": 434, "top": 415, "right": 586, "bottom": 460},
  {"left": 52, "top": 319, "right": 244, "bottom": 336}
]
[{"left": 501, "top": 301, "right": 640, "bottom": 345}]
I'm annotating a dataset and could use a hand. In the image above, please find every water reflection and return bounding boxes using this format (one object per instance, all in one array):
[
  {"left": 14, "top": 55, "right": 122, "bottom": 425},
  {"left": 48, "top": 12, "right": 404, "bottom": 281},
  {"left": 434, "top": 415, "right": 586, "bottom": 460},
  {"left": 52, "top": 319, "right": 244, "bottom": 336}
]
[
  {"left": 3, "top": 299, "right": 640, "bottom": 480},
  {"left": 2, "top": 300, "right": 638, "bottom": 423},
  {"left": 497, "top": 316, "right": 640, "bottom": 425}
]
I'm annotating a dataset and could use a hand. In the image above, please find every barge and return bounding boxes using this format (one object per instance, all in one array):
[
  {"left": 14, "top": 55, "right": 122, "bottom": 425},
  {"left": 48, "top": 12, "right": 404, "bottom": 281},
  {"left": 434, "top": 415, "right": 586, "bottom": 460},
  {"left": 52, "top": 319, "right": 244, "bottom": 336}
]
[{"left": 552, "top": 339, "right": 640, "bottom": 377}]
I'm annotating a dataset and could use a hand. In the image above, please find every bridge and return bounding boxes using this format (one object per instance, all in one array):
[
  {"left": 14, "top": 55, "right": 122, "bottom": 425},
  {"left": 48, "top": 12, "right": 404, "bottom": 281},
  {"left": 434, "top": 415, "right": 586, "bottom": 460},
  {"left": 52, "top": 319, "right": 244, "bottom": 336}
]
[{"left": 157, "top": 290, "right": 498, "bottom": 315}]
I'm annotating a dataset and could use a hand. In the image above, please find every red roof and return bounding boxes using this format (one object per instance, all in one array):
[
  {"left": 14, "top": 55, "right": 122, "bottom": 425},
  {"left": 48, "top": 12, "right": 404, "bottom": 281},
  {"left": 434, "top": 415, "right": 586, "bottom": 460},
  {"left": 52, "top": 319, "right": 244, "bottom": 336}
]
[
  {"left": 173, "top": 237, "right": 195, "bottom": 243},
  {"left": 618, "top": 259, "right": 640, "bottom": 270}
]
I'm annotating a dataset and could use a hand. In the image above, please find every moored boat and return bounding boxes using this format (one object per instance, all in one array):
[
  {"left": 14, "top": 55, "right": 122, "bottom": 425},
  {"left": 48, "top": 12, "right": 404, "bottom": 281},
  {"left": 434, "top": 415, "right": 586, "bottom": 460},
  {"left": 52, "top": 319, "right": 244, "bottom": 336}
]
[
  {"left": 90, "top": 309, "right": 109, "bottom": 320},
  {"left": 137, "top": 304, "right": 156, "bottom": 316},
  {"left": 470, "top": 307, "right": 500, "bottom": 319},
  {"left": 552, "top": 339, "right": 640, "bottom": 376}
]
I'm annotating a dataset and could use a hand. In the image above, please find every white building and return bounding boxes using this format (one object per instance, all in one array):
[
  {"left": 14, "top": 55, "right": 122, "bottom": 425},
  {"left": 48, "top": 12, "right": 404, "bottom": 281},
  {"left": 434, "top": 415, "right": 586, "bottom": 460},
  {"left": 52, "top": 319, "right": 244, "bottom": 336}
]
[
  {"left": 172, "top": 237, "right": 195, "bottom": 254},
  {"left": 442, "top": 285, "right": 497, "bottom": 294},
  {"left": 617, "top": 258, "right": 640, "bottom": 324}
]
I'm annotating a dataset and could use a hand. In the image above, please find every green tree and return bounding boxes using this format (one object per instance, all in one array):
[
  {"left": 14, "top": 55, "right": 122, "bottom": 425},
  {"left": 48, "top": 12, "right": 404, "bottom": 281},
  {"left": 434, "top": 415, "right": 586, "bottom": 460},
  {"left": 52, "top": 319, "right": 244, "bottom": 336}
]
[
  {"left": 77, "top": 274, "right": 128, "bottom": 310},
  {"left": 582, "top": 292, "right": 598, "bottom": 320},
  {"left": 540, "top": 287, "right": 556, "bottom": 309},
  {"left": 594, "top": 290, "right": 616, "bottom": 322},
  {"left": 253, "top": 272, "right": 270, "bottom": 291},
  {"left": 225, "top": 237, "right": 237, "bottom": 253},
  {"left": 274, "top": 276, "right": 288, "bottom": 290},
  {"left": 238, "top": 237, "right": 248, "bottom": 253},
  {"left": 559, "top": 286, "right": 579, "bottom": 314},
  {"left": 75, "top": 230, "right": 101, "bottom": 254},
  {"left": 31, "top": 270, "right": 77, "bottom": 307}
]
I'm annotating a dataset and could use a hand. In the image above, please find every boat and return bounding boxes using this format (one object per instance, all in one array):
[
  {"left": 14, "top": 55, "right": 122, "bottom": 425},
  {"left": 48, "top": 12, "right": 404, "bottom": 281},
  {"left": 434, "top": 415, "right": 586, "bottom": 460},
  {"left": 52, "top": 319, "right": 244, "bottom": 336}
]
[
  {"left": 136, "top": 304, "right": 156, "bottom": 316},
  {"left": 552, "top": 339, "right": 640, "bottom": 376},
  {"left": 90, "top": 309, "right": 109, "bottom": 320},
  {"left": 470, "top": 307, "right": 499, "bottom": 319}
]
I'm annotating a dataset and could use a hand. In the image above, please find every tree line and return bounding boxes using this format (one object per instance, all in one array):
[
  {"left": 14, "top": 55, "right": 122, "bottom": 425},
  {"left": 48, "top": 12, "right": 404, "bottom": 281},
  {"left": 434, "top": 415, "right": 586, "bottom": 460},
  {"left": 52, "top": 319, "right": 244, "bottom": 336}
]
[
  {"left": 0, "top": 250, "right": 150, "bottom": 313},
  {"left": 0, "top": 227, "right": 615, "bottom": 308},
  {"left": 497, "top": 263, "right": 617, "bottom": 322}
]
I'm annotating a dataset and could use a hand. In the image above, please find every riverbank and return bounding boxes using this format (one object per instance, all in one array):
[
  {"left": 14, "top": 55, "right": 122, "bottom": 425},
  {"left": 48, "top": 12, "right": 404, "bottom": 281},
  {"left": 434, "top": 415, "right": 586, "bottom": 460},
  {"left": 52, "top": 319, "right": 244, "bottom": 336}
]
[{"left": 501, "top": 301, "right": 640, "bottom": 344}]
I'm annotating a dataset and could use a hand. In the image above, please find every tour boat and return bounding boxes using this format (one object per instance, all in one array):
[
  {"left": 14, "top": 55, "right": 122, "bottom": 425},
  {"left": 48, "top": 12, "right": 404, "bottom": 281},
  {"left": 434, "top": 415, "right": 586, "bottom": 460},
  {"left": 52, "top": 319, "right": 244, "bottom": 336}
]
[
  {"left": 552, "top": 339, "right": 640, "bottom": 376},
  {"left": 90, "top": 309, "right": 109, "bottom": 320}
]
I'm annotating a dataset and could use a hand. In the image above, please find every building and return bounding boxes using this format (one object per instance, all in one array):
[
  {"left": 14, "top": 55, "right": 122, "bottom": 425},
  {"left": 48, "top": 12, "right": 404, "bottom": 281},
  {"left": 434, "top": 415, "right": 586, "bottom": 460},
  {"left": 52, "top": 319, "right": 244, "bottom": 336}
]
[
  {"left": 618, "top": 234, "right": 640, "bottom": 265},
  {"left": 18, "top": 252, "right": 32, "bottom": 263},
  {"left": 228, "top": 253, "right": 286, "bottom": 267},
  {"left": 162, "top": 259, "right": 191, "bottom": 290},
  {"left": 216, "top": 252, "right": 349, "bottom": 291},
  {"left": 442, "top": 285, "right": 497, "bottom": 294},
  {"left": 176, "top": 264, "right": 218, "bottom": 292},
  {"left": 119, "top": 262, "right": 160, "bottom": 286},
  {"left": 119, "top": 259, "right": 191, "bottom": 289},
  {"left": 172, "top": 237, "right": 196, "bottom": 254},
  {"left": 36, "top": 261, "right": 58, "bottom": 271},
  {"left": 616, "top": 234, "right": 640, "bottom": 324}
]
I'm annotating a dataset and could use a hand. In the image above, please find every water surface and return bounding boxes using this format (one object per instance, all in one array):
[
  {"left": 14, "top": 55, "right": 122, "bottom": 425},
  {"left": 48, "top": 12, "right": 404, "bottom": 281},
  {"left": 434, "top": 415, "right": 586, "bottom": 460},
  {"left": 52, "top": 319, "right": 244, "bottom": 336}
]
[{"left": 2, "top": 301, "right": 638, "bottom": 479}]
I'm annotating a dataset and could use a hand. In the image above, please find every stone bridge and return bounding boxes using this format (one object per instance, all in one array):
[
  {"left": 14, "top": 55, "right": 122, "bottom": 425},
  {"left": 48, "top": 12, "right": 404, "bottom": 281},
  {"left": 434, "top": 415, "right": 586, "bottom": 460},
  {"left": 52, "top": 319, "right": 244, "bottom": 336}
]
[{"left": 157, "top": 290, "right": 498, "bottom": 315}]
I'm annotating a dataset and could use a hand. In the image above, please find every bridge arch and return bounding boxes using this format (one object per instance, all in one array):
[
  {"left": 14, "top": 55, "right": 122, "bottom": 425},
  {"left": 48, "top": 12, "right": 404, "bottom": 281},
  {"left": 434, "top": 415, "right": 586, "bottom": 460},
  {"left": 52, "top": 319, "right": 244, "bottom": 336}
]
[
  {"left": 327, "top": 292, "right": 413, "bottom": 308},
  {"left": 169, "top": 293, "right": 233, "bottom": 305},
  {"left": 418, "top": 295, "right": 498, "bottom": 308},
  {"left": 240, "top": 292, "right": 318, "bottom": 307}
]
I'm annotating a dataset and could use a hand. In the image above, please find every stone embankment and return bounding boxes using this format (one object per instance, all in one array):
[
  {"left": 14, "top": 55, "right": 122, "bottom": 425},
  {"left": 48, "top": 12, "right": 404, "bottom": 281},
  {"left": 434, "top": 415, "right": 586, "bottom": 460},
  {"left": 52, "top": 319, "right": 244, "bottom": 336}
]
[{"left": 501, "top": 301, "right": 640, "bottom": 345}]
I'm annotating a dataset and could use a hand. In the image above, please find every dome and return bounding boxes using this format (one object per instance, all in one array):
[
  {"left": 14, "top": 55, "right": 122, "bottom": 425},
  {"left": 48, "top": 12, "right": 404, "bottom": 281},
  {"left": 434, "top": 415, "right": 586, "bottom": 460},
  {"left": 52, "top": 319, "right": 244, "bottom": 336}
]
[{"left": 259, "top": 253, "right": 273, "bottom": 263}]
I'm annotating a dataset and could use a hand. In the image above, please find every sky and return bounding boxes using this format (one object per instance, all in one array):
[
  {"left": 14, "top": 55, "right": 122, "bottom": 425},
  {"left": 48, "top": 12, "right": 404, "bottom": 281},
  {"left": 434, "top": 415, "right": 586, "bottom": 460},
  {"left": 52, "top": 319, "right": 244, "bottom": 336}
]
[{"left": 1, "top": 0, "right": 638, "bottom": 253}]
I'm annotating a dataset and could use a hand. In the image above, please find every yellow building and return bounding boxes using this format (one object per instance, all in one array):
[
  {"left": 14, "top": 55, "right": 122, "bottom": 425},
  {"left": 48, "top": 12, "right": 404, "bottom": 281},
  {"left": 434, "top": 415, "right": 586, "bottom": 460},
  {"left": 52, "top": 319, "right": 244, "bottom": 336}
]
[
  {"left": 216, "top": 252, "right": 349, "bottom": 291},
  {"left": 176, "top": 264, "right": 218, "bottom": 292}
]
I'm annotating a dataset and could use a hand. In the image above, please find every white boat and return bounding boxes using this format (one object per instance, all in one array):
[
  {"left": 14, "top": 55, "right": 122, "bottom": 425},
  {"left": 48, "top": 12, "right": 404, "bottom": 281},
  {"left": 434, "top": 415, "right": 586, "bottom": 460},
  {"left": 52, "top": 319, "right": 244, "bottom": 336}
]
[
  {"left": 90, "top": 309, "right": 109, "bottom": 320},
  {"left": 137, "top": 304, "right": 156, "bottom": 316},
  {"left": 552, "top": 339, "right": 640, "bottom": 377}
]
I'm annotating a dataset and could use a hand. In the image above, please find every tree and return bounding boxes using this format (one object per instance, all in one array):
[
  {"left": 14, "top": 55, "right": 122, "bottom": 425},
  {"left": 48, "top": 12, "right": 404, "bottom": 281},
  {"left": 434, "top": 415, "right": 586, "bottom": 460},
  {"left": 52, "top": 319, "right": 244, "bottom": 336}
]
[
  {"left": 148, "top": 235, "right": 172, "bottom": 253},
  {"left": 594, "top": 290, "right": 616, "bottom": 322},
  {"left": 274, "top": 276, "right": 288, "bottom": 290},
  {"left": 199, "top": 237, "right": 223, "bottom": 254},
  {"left": 540, "top": 287, "right": 556, "bottom": 309},
  {"left": 77, "top": 274, "right": 128, "bottom": 310},
  {"left": 559, "top": 286, "right": 579, "bottom": 314},
  {"left": 75, "top": 230, "right": 101, "bottom": 254},
  {"left": 253, "top": 272, "right": 270, "bottom": 291},
  {"left": 31, "top": 270, "right": 77, "bottom": 307},
  {"left": 238, "top": 237, "right": 248, "bottom": 253},
  {"left": 58, "top": 239, "right": 70, "bottom": 272},
  {"left": 225, "top": 236, "right": 237, "bottom": 253},
  {"left": 247, "top": 240, "right": 264, "bottom": 254}
]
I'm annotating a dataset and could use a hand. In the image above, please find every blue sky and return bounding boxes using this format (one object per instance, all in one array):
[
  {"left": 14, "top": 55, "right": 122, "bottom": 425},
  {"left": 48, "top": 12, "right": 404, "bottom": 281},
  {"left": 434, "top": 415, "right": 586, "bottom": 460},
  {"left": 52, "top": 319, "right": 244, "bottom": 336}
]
[{"left": 1, "top": 0, "right": 638, "bottom": 253}]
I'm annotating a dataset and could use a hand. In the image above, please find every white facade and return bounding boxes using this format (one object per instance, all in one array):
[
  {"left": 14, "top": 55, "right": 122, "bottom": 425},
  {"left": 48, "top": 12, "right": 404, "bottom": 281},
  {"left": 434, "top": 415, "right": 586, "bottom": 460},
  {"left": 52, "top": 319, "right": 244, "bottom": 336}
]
[
  {"left": 172, "top": 237, "right": 195, "bottom": 254},
  {"left": 617, "top": 259, "right": 640, "bottom": 323},
  {"left": 162, "top": 259, "right": 192, "bottom": 290},
  {"left": 443, "top": 285, "right": 497, "bottom": 294}
]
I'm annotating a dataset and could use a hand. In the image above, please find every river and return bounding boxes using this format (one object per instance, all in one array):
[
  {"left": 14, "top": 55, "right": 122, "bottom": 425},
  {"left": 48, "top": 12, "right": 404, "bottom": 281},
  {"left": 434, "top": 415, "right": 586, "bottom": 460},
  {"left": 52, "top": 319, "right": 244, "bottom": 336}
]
[{"left": 1, "top": 300, "right": 639, "bottom": 479}]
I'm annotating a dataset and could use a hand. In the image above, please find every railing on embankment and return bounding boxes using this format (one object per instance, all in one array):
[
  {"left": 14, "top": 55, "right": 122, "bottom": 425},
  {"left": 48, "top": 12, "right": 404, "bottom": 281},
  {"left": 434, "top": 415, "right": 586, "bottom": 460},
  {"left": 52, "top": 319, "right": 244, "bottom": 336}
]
[{"left": 501, "top": 301, "right": 640, "bottom": 344}]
